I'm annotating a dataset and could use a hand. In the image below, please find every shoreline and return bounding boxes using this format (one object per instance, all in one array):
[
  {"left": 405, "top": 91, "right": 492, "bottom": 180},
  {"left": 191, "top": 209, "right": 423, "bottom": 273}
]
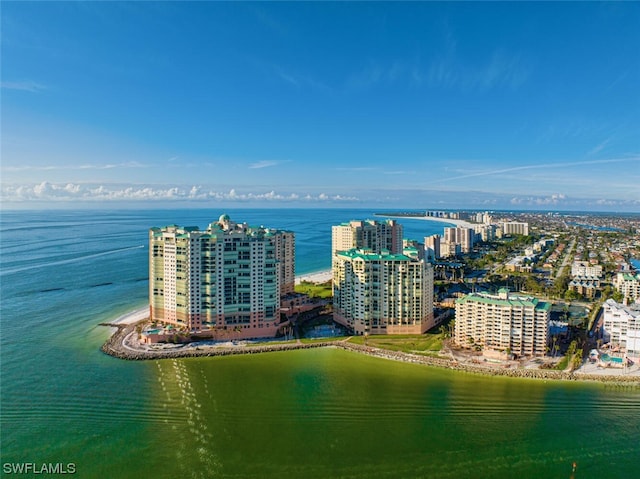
[
  {"left": 111, "top": 306, "right": 149, "bottom": 325},
  {"left": 100, "top": 314, "right": 640, "bottom": 384},
  {"left": 381, "top": 214, "right": 476, "bottom": 229},
  {"left": 295, "top": 269, "right": 332, "bottom": 285}
]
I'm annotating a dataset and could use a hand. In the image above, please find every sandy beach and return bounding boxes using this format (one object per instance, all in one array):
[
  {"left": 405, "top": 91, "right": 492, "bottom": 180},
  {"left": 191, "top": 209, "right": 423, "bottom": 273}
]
[
  {"left": 112, "top": 306, "right": 149, "bottom": 325},
  {"left": 295, "top": 269, "right": 332, "bottom": 284},
  {"left": 384, "top": 215, "right": 476, "bottom": 229}
]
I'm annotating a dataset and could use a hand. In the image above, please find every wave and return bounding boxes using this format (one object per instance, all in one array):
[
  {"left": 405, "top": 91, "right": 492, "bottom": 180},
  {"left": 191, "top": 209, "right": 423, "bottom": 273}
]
[{"left": 0, "top": 245, "right": 144, "bottom": 276}]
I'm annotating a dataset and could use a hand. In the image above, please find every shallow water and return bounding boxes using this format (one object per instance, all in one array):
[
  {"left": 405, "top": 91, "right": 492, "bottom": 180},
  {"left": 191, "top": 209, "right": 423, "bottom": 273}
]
[{"left": 1, "top": 209, "right": 638, "bottom": 478}]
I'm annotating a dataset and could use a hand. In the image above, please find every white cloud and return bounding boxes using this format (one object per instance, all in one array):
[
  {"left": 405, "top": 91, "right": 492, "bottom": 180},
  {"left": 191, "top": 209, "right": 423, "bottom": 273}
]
[
  {"left": 248, "top": 160, "right": 290, "bottom": 169},
  {"left": 1, "top": 183, "right": 359, "bottom": 204},
  {"left": 1, "top": 80, "right": 47, "bottom": 92},
  {"left": 3, "top": 161, "right": 148, "bottom": 172},
  {"left": 434, "top": 156, "right": 640, "bottom": 183},
  {"left": 428, "top": 48, "right": 530, "bottom": 91},
  {"left": 587, "top": 138, "right": 612, "bottom": 156}
]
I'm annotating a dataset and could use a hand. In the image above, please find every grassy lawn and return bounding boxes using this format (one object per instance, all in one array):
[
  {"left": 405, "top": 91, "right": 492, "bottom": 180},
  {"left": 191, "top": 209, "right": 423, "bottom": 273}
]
[
  {"left": 554, "top": 355, "right": 570, "bottom": 370},
  {"left": 348, "top": 333, "right": 444, "bottom": 354},
  {"left": 294, "top": 280, "right": 333, "bottom": 299},
  {"left": 300, "top": 337, "right": 348, "bottom": 344}
]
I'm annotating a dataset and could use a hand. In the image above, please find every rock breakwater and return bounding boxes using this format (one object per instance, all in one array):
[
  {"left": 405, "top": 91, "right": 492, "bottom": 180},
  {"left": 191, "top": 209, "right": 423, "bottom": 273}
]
[{"left": 101, "top": 323, "right": 640, "bottom": 384}]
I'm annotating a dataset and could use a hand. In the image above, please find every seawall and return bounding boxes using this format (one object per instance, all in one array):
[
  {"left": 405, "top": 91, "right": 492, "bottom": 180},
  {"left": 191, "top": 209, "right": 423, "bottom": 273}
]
[{"left": 101, "top": 322, "right": 639, "bottom": 384}]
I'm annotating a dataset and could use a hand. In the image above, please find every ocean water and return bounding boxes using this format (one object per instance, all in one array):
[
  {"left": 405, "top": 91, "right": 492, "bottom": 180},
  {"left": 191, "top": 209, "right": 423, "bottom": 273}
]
[{"left": 1, "top": 209, "right": 639, "bottom": 479}]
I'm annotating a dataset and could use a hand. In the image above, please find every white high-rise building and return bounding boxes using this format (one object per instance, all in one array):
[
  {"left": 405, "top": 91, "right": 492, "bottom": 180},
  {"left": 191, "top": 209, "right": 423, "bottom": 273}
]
[
  {"left": 149, "top": 214, "right": 294, "bottom": 338},
  {"left": 601, "top": 299, "right": 640, "bottom": 359},
  {"left": 424, "top": 234, "right": 441, "bottom": 261},
  {"left": 333, "top": 247, "right": 434, "bottom": 335}
]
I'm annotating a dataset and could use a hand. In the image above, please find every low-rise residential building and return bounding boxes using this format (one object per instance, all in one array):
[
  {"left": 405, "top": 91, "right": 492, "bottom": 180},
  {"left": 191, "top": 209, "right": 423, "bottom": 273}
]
[
  {"left": 568, "top": 277, "right": 600, "bottom": 299},
  {"left": 454, "top": 289, "right": 550, "bottom": 357},
  {"left": 571, "top": 261, "right": 603, "bottom": 278},
  {"left": 333, "top": 247, "right": 434, "bottom": 335},
  {"left": 601, "top": 299, "right": 640, "bottom": 360}
]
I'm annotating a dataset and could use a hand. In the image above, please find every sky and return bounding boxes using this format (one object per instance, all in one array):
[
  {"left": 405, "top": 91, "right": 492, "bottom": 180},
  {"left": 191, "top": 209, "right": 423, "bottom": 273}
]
[{"left": 1, "top": 1, "right": 639, "bottom": 211}]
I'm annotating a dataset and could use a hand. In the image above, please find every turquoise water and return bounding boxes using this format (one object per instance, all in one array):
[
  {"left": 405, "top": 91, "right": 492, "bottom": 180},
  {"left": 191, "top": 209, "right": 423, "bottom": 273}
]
[{"left": 1, "top": 209, "right": 639, "bottom": 478}]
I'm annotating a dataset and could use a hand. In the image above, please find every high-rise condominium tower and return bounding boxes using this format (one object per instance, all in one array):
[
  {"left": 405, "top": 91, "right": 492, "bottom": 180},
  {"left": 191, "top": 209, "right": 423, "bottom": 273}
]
[
  {"left": 333, "top": 247, "right": 434, "bottom": 335},
  {"left": 331, "top": 219, "right": 403, "bottom": 256},
  {"left": 149, "top": 214, "right": 294, "bottom": 338}
]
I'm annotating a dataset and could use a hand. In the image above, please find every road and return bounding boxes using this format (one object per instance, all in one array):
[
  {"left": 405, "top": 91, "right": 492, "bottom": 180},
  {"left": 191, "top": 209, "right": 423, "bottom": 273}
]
[{"left": 555, "top": 237, "right": 577, "bottom": 280}]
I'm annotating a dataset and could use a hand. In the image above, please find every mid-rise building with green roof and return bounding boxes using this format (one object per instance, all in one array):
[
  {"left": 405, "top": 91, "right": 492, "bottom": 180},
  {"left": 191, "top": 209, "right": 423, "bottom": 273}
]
[
  {"left": 454, "top": 289, "right": 550, "bottom": 357},
  {"left": 332, "top": 247, "right": 434, "bottom": 335},
  {"left": 614, "top": 272, "right": 640, "bottom": 303}
]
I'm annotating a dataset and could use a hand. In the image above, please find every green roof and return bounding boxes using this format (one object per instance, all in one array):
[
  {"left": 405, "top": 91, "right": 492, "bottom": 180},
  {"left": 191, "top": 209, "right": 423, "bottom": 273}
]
[
  {"left": 336, "top": 248, "right": 413, "bottom": 262},
  {"left": 621, "top": 273, "right": 640, "bottom": 281},
  {"left": 456, "top": 293, "right": 550, "bottom": 311}
]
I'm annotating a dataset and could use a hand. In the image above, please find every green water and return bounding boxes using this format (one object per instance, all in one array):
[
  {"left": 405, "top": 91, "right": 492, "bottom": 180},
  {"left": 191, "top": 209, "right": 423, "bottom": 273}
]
[
  {"left": 141, "top": 349, "right": 638, "bottom": 479},
  {"left": 2, "top": 210, "right": 639, "bottom": 478}
]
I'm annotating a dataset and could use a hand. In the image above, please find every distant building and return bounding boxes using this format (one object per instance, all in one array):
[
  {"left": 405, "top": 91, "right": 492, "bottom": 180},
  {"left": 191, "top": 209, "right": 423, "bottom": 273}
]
[
  {"left": 454, "top": 289, "right": 550, "bottom": 357},
  {"left": 443, "top": 226, "right": 475, "bottom": 254},
  {"left": 424, "top": 234, "right": 441, "bottom": 261},
  {"left": 403, "top": 239, "right": 425, "bottom": 260},
  {"left": 440, "top": 241, "right": 461, "bottom": 258},
  {"left": 149, "top": 215, "right": 294, "bottom": 338},
  {"left": 475, "top": 224, "right": 497, "bottom": 242},
  {"left": 502, "top": 222, "right": 529, "bottom": 236},
  {"left": 332, "top": 219, "right": 403, "bottom": 256},
  {"left": 333, "top": 247, "right": 434, "bottom": 335},
  {"left": 601, "top": 299, "right": 640, "bottom": 360},
  {"left": 571, "top": 261, "right": 603, "bottom": 278},
  {"left": 613, "top": 272, "right": 640, "bottom": 303}
]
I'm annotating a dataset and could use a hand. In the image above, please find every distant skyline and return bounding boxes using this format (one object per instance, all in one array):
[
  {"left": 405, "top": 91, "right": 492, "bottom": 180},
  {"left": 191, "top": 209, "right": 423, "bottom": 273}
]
[{"left": 2, "top": 2, "right": 639, "bottom": 211}]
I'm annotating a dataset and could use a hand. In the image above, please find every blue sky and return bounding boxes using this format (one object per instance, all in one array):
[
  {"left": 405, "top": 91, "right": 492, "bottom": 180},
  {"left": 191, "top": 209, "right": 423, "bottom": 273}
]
[{"left": 2, "top": 1, "right": 639, "bottom": 211}]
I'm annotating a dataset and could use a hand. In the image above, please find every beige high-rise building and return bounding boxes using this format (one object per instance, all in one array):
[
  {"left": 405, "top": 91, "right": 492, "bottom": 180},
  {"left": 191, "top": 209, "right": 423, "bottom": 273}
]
[
  {"left": 332, "top": 219, "right": 403, "bottom": 256},
  {"left": 332, "top": 247, "right": 434, "bottom": 335},
  {"left": 502, "top": 222, "right": 529, "bottom": 236},
  {"left": 149, "top": 214, "right": 294, "bottom": 338},
  {"left": 424, "top": 234, "right": 441, "bottom": 260},
  {"left": 443, "top": 226, "right": 475, "bottom": 253},
  {"left": 454, "top": 289, "right": 550, "bottom": 357}
]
